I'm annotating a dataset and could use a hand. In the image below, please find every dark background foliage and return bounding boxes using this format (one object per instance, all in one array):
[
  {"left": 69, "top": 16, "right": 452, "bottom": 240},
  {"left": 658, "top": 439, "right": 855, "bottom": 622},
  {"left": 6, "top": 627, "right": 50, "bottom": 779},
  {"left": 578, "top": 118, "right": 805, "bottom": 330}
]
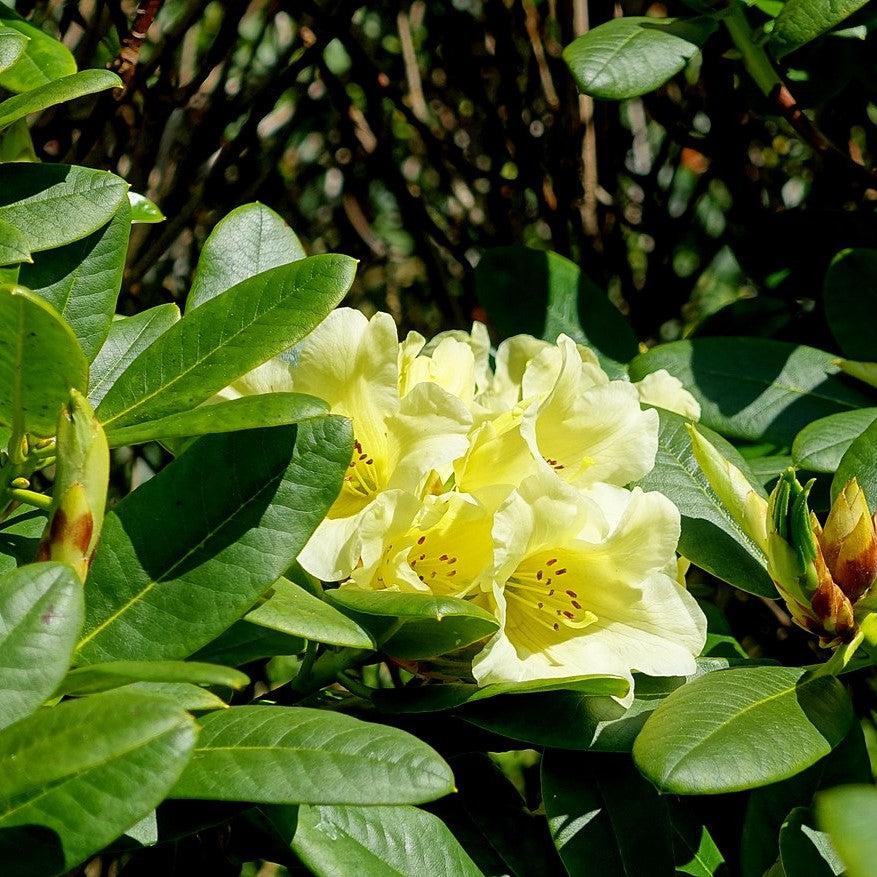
[{"left": 19, "top": 0, "right": 877, "bottom": 345}]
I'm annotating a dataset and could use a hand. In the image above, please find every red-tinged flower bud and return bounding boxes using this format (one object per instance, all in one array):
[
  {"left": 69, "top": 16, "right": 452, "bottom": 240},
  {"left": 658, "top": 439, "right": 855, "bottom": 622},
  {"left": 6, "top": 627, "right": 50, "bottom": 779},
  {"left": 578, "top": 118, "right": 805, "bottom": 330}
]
[
  {"left": 36, "top": 390, "right": 109, "bottom": 583},
  {"left": 817, "top": 479, "right": 877, "bottom": 603}
]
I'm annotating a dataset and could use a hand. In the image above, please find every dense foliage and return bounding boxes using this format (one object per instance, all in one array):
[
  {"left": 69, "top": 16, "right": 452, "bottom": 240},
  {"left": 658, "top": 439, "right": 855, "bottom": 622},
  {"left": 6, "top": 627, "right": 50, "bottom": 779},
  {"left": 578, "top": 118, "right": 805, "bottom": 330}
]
[{"left": 0, "top": 1, "right": 876, "bottom": 876}]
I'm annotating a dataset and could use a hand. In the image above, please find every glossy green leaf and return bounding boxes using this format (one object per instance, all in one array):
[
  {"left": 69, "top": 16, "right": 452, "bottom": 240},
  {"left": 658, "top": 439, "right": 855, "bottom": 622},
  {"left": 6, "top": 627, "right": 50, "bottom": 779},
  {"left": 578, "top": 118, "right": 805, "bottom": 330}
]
[
  {"left": 770, "top": 0, "right": 870, "bottom": 57},
  {"left": 104, "top": 392, "right": 328, "bottom": 447},
  {"left": 0, "top": 163, "right": 128, "bottom": 253},
  {"left": 373, "top": 674, "right": 629, "bottom": 714},
  {"left": 816, "top": 784, "right": 877, "bottom": 877},
  {"left": 793, "top": 408, "right": 877, "bottom": 473},
  {"left": 191, "top": 620, "right": 305, "bottom": 666},
  {"left": 779, "top": 806, "right": 844, "bottom": 877},
  {"left": 0, "top": 69, "right": 119, "bottom": 130},
  {"left": 0, "top": 284, "right": 88, "bottom": 435},
  {"left": 0, "top": 217, "right": 30, "bottom": 266},
  {"left": 0, "top": 689, "right": 197, "bottom": 875},
  {"left": 543, "top": 751, "right": 674, "bottom": 876},
  {"left": 0, "top": 25, "right": 27, "bottom": 75},
  {"left": 246, "top": 576, "right": 373, "bottom": 649},
  {"left": 291, "top": 804, "right": 482, "bottom": 877},
  {"left": 638, "top": 410, "right": 775, "bottom": 595},
  {"left": 633, "top": 666, "right": 854, "bottom": 794},
  {"left": 128, "top": 191, "right": 165, "bottom": 224},
  {"left": 741, "top": 724, "right": 871, "bottom": 877},
  {"left": 171, "top": 706, "right": 454, "bottom": 805},
  {"left": 97, "top": 254, "right": 355, "bottom": 429},
  {"left": 76, "top": 418, "right": 352, "bottom": 662},
  {"left": 563, "top": 17, "right": 714, "bottom": 100},
  {"left": 629, "top": 338, "right": 873, "bottom": 446},
  {"left": 324, "top": 588, "right": 499, "bottom": 659},
  {"left": 823, "top": 249, "right": 877, "bottom": 360},
  {"left": 21, "top": 198, "right": 130, "bottom": 361},
  {"left": 188, "top": 202, "right": 306, "bottom": 310},
  {"left": 0, "top": 563, "right": 82, "bottom": 730},
  {"left": 56, "top": 660, "right": 249, "bottom": 696},
  {"left": 0, "top": 118, "right": 36, "bottom": 162},
  {"left": 0, "top": 4, "right": 76, "bottom": 93},
  {"left": 833, "top": 418, "right": 877, "bottom": 511},
  {"left": 0, "top": 508, "right": 44, "bottom": 573},
  {"left": 113, "top": 681, "right": 230, "bottom": 712},
  {"left": 474, "top": 246, "right": 636, "bottom": 377},
  {"left": 88, "top": 304, "right": 180, "bottom": 407}
]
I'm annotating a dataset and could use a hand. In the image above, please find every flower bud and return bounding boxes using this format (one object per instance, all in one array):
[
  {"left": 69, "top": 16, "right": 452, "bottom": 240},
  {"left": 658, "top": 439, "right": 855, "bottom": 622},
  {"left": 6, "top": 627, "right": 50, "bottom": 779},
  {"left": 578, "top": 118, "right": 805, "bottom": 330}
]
[
  {"left": 816, "top": 479, "right": 877, "bottom": 604},
  {"left": 766, "top": 470, "right": 856, "bottom": 645},
  {"left": 36, "top": 390, "right": 109, "bottom": 582}
]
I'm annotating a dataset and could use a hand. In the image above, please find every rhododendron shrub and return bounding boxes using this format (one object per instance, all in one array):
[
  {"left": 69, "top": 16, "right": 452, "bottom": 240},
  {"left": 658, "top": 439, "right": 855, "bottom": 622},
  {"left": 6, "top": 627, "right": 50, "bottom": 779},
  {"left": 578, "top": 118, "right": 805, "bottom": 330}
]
[{"left": 2, "top": 8, "right": 877, "bottom": 877}]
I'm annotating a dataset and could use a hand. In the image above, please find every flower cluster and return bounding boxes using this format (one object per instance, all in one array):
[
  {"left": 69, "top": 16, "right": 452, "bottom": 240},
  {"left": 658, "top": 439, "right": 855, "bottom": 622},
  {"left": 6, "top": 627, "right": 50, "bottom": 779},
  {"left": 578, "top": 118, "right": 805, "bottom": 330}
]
[{"left": 230, "top": 309, "right": 707, "bottom": 695}]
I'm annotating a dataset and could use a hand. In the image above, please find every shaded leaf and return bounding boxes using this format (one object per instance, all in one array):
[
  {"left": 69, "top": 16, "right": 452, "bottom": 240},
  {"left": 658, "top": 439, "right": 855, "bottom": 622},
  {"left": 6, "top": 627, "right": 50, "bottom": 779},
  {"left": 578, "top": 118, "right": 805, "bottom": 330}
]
[
  {"left": 833, "top": 418, "right": 877, "bottom": 511},
  {"left": 56, "top": 660, "right": 249, "bottom": 696},
  {"left": 770, "top": 0, "right": 871, "bottom": 57},
  {"left": 815, "top": 784, "right": 877, "bottom": 877},
  {"left": 793, "top": 408, "right": 877, "bottom": 473}
]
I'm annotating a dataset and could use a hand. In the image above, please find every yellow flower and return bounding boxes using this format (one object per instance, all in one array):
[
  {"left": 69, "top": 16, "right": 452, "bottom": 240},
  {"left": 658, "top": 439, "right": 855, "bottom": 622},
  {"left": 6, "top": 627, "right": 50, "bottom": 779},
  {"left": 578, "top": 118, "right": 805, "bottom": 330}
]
[
  {"left": 634, "top": 369, "right": 701, "bottom": 420},
  {"left": 346, "top": 489, "right": 493, "bottom": 599},
  {"left": 287, "top": 309, "right": 473, "bottom": 580},
  {"left": 517, "top": 335, "right": 659, "bottom": 487},
  {"left": 472, "top": 471, "right": 706, "bottom": 698}
]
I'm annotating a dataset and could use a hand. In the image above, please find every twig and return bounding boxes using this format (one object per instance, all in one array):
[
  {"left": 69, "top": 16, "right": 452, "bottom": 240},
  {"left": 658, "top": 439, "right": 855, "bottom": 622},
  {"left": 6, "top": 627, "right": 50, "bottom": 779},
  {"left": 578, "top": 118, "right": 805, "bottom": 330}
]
[
  {"left": 572, "top": 0, "right": 600, "bottom": 242},
  {"left": 110, "top": 0, "right": 164, "bottom": 90}
]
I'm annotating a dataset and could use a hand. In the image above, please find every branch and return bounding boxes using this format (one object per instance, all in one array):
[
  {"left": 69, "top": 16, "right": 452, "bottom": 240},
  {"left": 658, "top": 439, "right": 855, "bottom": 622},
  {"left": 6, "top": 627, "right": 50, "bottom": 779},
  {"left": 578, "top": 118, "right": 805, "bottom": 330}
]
[{"left": 110, "top": 0, "right": 164, "bottom": 90}]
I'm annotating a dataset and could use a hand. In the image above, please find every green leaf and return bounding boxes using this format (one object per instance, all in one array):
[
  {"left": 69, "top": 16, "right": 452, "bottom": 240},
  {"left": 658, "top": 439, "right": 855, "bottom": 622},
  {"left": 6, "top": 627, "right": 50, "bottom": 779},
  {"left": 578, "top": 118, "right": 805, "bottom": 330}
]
[
  {"left": 629, "top": 338, "right": 873, "bottom": 446},
  {"left": 0, "top": 4, "right": 76, "bottom": 93},
  {"left": 770, "top": 0, "right": 870, "bottom": 57},
  {"left": 823, "top": 249, "right": 877, "bottom": 360},
  {"left": 113, "top": 681, "right": 231, "bottom": 712},
  {"left": 372, "top": 675, "right": 629, "bottom": 714},
  {"left": 128, "top": 191, "right": 165, "bottom": 224},
  {"left": 0, "top": 217, "right": 31, "bottom": 266},
  {"left": 563, "top": 17, "right": 715, "bottom": 100},
  {"left": 833, "top": 417, "right": 877, "bottom": 511},
  {"left": 0, "top": 26, "right": 28, "bottom": 75},
  {"left": 816, "top": 784, "right": 877, "bottom": 877},
  {"left": 0, "top": 283, "right": 88, "bottom": 435},
  {"left": 638, "top": 410, "right": 775, "bottom": 595},
  {"left": 170, "top": 705, "right": 454, "bottom": 805},
  {"left": 97, "top": 254, "right": 356, "bottom": 429},
  {"left": 0, "top": 163, "right": 128, "bottom": 254},
  {"left": 191, "top": 620, "right": 304, "bottom": 666},
  {"left": 324, "top": 588, "right": 499, "bottom": 659},
  {"left": 88, "top": 304, "right": 180, "bottom": 408},
  {"left": 246, "top": 576, "right": 373, "bottom": 649},
  {"left": 670, "top": 802, "right": 726, "bottom": 876},
  {"left": 104, "top": 392, "right": 329, "bottom": 447},
  {"left": 542, "top": 751, "right": 674, "bottom": 876},
  {"left": 76, "top": 419, "right": 351, "bottom": 662},
  {"left": 449, "top": 753, "right": 559, "bottom": 877},
  {"left": 21, "top": 198, "right": 131, "bottom": 361},
  {"left": 291, "top": 804, "right": 483, "bottom": 877},
  {"left": 188, "top": 202, "right": 306, "bottom": 310},
  {"left": 633, "top": 666, "right": 854, "bottom": 794},
  {"left": 0, "top": 689, "right": 197, "bottom": 875},
  {"left": 473, "top": 246, "right": 637, "bottom": 377},
  {"left": 56, "top": 660, "right": 249, "bottom": 696},
  {"left": 0, "top": 563, "right": 82, "bottom": 730},
  {"left": 741, "top": 724, "right": 871, "bottom": 877},
  {"left": 793, "top": 408, "right": 877, "bottom": 473},
  {"left": 779, "top": 806, "right": 844, "bottom": 877},
  {"left": 0, "top": 507, "right": 44, "bottom": 573},
  {"left": 0, "top": 69, "right": 120, "bottom": 130}
]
